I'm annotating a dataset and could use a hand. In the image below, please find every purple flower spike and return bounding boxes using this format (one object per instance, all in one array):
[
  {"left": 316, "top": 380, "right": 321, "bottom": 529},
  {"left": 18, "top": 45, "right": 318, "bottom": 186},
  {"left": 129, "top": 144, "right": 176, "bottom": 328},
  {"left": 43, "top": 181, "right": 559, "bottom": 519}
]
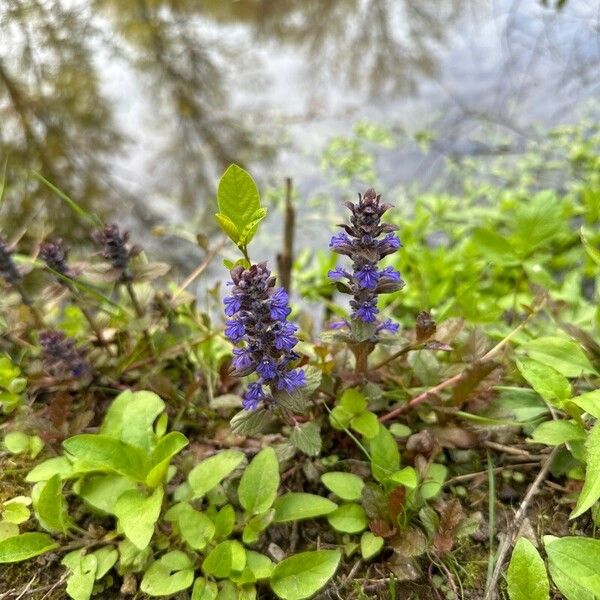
[
  {"left": 0, "top": 235, "right": 21, "bottom": 285},
  {"left": 377, "top": 319, "right": 400, "bottom": 334},
  {"left": 224, "top": 262, "right": 304, "bottom": 411},
  {"left": 328, "top": 189, "right": 405, "bottom": 332}
]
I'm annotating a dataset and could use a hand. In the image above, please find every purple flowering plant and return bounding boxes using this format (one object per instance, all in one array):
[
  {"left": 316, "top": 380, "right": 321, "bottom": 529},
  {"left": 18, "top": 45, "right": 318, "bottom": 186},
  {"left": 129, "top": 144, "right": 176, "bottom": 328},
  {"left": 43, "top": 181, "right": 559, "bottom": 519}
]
[{"left": 216, "top": 165, "right": 308, "bottom": 417}]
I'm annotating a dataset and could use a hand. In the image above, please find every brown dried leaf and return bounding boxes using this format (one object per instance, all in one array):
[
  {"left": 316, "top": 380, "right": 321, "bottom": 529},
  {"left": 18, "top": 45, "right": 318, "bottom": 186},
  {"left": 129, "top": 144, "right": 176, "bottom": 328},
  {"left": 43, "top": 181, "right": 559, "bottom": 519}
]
[
  {"left": 433, "top": 498, "right": 465, "bottom": 554},
  {"left": 388, "top": 486, "right": 406, "bottom": 524}
]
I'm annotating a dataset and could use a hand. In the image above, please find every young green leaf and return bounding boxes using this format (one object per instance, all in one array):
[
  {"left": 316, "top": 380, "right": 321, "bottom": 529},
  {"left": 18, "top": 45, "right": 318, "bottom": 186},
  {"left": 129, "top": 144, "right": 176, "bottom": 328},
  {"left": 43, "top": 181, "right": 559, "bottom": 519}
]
[
  {"left": 92, "top": 546, "right": 118, "bottom": 580},
  {"left": 238, "top": 447, "right": 280, "bottom": 515},
  {"left": 76, "top": 474, "right": 137, "bottom": 515},
  {"left": 202, "top": 540, "right": 246, "bottom": 579},
  {"left": 369, "top": 425, "right": 400, "bottom": 483},
  {"left": 145, "top": 431, "right": 188, "bottom": 487},
  {"left": 33, "top": 474, "right": 73, "bottom": 533},
  {"left": 26, "top": 456, "right": 73, "bottom": 482},
  {"left": 516, "top": 359, "right": 571, "bottom": 405},
  {"left": 321, "top": 472, "right": 364, "bottom": 501},
  {"left": 269, "top": 549, "right": 341, "bottom": 600},
  {"left": 114, "top": 486, "right": 163, "bottom": 550},
  {"left": 506, "top": 538, "right": 549, "bottom": 600},
  {"left": 188, "top": 449, "right": 245, "bottom": 498},
  {"left": 569, "top": 390, "right": 600, "bottom": 419},
  {"left": 165, "top": 502, "right": 215, "bottom": 551},
  {"left": 273, "top": 493, "right": 338, "bottom": 523},
  {"left": 192, "top": 577, "right": 218, "bottom": 600},
  {"left": 360, "top": 532, "right": 384, "bottom": 560},
  {"left": 571, "top": 421, "right": 600, "bottom": 519},
  {"left": 529, "top": 420, "right": 586, "bottom": 446},
  {"left": 326, "top": 503, "right": 367, "bottom": 533},
  {"left": 0, "top": 532, "right": 57, "bottom": 563},
  {"left": 62, "top": 550, "right": 98, "bottom": 600},
  {"left": 289, "top": 422, "right": 322, "bottom": 456},
  {"left": 140, "top": 551, "right": 195, "bottom": 597},
  {"left": 216, "top": 164, "right": 266, "bottom": 247},
  {"left": 545, "top": 536, "right": 600, "bottom": 599},
  {"left": 351, "top": 411, "right": 380, "bottom": 438},
  {"left": 62, "top": 435, "right": 148, "bottom": 481}
]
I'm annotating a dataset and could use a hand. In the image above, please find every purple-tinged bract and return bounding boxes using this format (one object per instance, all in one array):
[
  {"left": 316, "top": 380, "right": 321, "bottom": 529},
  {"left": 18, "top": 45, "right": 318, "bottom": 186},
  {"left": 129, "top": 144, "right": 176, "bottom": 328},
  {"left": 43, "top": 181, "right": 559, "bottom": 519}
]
[
  {"left": 39, "top": 330, "right": 89, "bottom": 378},
  {"left": 92, "top": 224, "right": 140, "bottom": 283},
  {"left": 329, "top": 189, "right": 404, "bottom": 330},
  {"left": 40, "top": 239, "right": 72, "bottom": 285},
  {"left": 224, "top": 262, "right": 304, "bottom": 410}
]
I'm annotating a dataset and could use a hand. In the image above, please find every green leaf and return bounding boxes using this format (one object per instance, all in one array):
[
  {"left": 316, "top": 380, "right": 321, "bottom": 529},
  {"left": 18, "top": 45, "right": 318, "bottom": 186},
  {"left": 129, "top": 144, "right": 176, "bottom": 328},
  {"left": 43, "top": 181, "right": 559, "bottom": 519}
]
[
  {"left": 76, "top": 474, "right": 136, "bottom": 515},
  {"left": 351, "top": 411, "right": 380, "bottom": 439},
  {"left": 213, "top": 504, "right": 236, "bottom": 540},
  {"left": 530, "top": 420, "right": 586, "bottom": 446},
  {"left": 0, "top": 532, "right": 58, "bottom": 563},
  {"left": 26, "top": 456, "right": 73, "bottom": 482},
  {"left": 216, "top": 164, "right": 265, "bottom": 246},
  {"left": 326, "top": 503, "right": 367, "bottom": 533},
  {"left": 516, "top": 359, "right": 571, "bottom": 404},
  {"left": 140, "top": 551, "right": 195, "bottom": 597},
  {"left": 506, "top": 538, "right": 549, "bottom": 600},
  {"left": 571, "top": 421, "right": 600, "bottom": 519},
  {"left": 192, "top": 577, "right": 218, "bottom": 600},
  {"left": 339, "top": 388, "right": 367, "bottom": 415},
  {"left": 289, "top": 422, "right": 322, "bottom": 456},
  {"left": 33, "top": 474, "right": 72, "bottom": 533},
  {"left": 2, "top": 498, "right": 30, "bottom": 524},
  {"left": 63, "top": 435, "right": 148, "bottom": 481},
  {"left": 360, "top": 532, "right": 384, "bottom": 560},
  {"left": 202, "top": 540, "right": 247, "bottom": 579},
  {"left": 215, "top": 213, "right": 240, "bottom": 245},
  {"left": 238, "top": 447, "right": 280, "bottom": 515},
  {"left": 100, "top": 390, "right": 165, "bottom": 451},
  {"left": 145, "top": 431, "right": 188, "bottom": 487},
  {"left": 581, "top": 227, "right": 600, "bottom": 266},
  {"left": 521, "top": 337, "right": 596, "bottom": 377},
  {"left": 321, "top": 472, "right": 364, "bottom": 501},
  {"left": 0, "top": 522, "right": 19, "bottom": 542},
  {"left": 188, "top": 450, "right": 245, "bottom": 498},
  {"left": 62, "top": 551, "right": 97, "bottom": 600},
  {"left": 242, "top": 509, "right": 274, "bottom": 545},
  {"left": 369, "top": 425, "right": 400, "bottom": 483},
  {"left": 114, "top": 486, "right": 163, "bottom": 549},
  {"left": 273, "top": 493, "right": 338, "bottom": 523},
  {"left": 230, "top": 409, "right": 274, "bottom": 436},
  {"left": 165, "top": 502, "right": 215, "bottom": 551},
  {"left": 387, "top": 466, "right": 418, "bottom": 489},
  {"left": 569, "top": 390, "right": 600, "bottom": 419},
  {"left": 92, "top": 546, "right": 118, "bottom": 580},
  {"left": 3, "top": 431, "right": 30, "bottom": 454},
  {"left": 420, "top": 463, "right": 447, "bottom": 500},
  {"left": 389, "top": 423, "right": 412, "bottom": 438},
  {"left": 328, "top": 405, "right": 354, "bottom": 430},
  {"left": 471, "top": 227, "right": 519, "bottom": 265},
  {"left": 545, "top": 536, "right": 600, "bottom": 599},
  {"left": 269, "top": 549, "right": 341, "bottom": 600}
]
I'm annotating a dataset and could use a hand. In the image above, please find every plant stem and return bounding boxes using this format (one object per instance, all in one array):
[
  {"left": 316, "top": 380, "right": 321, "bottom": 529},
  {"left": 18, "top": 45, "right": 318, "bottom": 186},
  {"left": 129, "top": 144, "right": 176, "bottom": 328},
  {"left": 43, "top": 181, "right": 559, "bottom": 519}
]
[
  {"left": 80, "top": 305, "right": 114, "bottom": 356},
  {"left": 276, "top": 177, "right": 295, "bottom": 293}
]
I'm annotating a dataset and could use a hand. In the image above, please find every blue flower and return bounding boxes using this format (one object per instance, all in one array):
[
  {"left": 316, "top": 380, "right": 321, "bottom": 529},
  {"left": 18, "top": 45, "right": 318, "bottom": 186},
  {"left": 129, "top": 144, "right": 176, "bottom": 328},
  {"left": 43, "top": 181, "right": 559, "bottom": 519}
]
[
  {"left": 377, "top": 319, "right": 399, "bottom": 333},
  {"left": 276, "top": 368, "right": 306, "bottom": 392},
  {"left": 355, "top": 265, "right": 380, "bottom": 289},
  {"left": 224, "top": 295, "right": 242, "bottom": 317},
  {"left": 379, "top": 266, "right": 402, "bottom": 281},
  {"left": 274, "top": 321, "right": 298, "bottom": 352},
  {"left": 232, "top": 347, "right": 254, "bottom": 371},
  {"left": 270, "top": 287, "right": 291, "bottom": 321},
  {"left": 256, "top": 357, "right": 278, "bottom": 380},
  {"left": 329, "top": 232, "right": 352, "bottom": 251},
  {"left": 327, "top": 267, "right": 349, "bottom": 280},
  {"left": 328, "top": 319, "right": 349, "bottom": 329},
  {"left": 353, "top": 302, "right": 379, "bottom": 322},
  {"left": 243, "top": 382, "right": 266, "bottom": 411},
  {"left": 225, "top": 318, "right": 245, "bottom": 342}
]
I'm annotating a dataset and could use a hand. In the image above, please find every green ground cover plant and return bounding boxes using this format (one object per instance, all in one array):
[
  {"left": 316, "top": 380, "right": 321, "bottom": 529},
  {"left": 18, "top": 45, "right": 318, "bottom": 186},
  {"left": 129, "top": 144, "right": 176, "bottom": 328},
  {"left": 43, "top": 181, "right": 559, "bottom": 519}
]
[{"left": 0, "top": 116, "right": 598, "bottom": 599}]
